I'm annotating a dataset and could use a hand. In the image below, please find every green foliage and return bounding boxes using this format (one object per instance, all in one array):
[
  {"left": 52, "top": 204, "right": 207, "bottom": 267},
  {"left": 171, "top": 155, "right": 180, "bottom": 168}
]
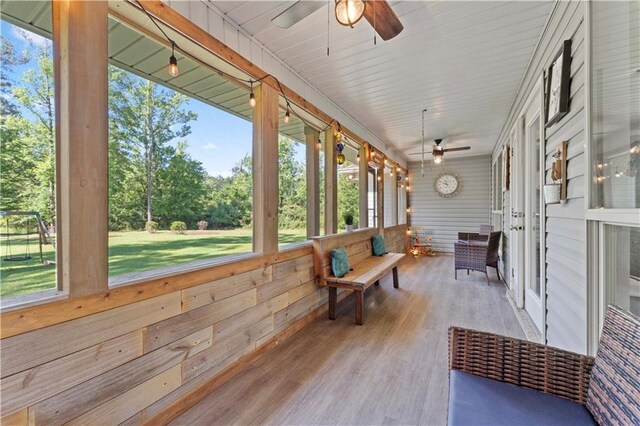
[
  {"left": 277, "top": 137, "right": 306, "bottom": 230},
  {"left": 206, "top": 154, "right": 253, "bottom": 229},
  {"left": 108, "top": 67, "right": 200, "bottom": 228},
  {"left": 0, "top": 34, "right": 56, "bottom": 225},
  {"left": 170, "top": 221, "right": 187, "bottom": 234},
  {"left": 343, "top": 212, "right": 354, "bottom": 225},
  {"left": 338, "top": 171, "right": 360, "bottom": 229},
  {"left": 145, "top": 221, "right": 158, "bottom": 233}
]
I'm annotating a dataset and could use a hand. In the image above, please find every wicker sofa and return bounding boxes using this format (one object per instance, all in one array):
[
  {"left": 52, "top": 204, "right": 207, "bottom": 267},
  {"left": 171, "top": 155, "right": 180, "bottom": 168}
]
[{"left": 447, "top": 305, "right": 640, "bottom": 425}]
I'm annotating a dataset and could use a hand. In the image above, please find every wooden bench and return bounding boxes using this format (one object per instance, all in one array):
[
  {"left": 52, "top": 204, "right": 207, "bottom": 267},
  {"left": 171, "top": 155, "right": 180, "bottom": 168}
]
[{"left": 311, "top": 229, "right": 405, "bottom": 325}]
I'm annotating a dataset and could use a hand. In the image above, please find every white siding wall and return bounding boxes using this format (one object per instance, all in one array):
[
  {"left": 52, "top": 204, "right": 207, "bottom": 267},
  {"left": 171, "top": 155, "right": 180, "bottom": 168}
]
[
  {"left": 492, "top": 2, "right": 587, "bottom": 353},
  {"left": 408, "top": 156, "right": 492, "bottom": 253}
]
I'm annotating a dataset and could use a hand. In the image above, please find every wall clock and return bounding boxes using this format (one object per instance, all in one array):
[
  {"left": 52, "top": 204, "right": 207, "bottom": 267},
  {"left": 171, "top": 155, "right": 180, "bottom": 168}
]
[{"left": 434, "top": 172, "right": 461, "bottom": 198}]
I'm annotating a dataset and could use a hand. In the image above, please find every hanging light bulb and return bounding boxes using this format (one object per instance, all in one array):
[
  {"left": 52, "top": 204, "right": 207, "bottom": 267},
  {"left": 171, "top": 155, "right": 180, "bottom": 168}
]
[
  {"left": 335, "top": 0, "right": 366, "bottom": 27},
  {"left": 168, "top": 42, "right": 179, "bottom": 77},
  {"left": 284, "top": 107, "right": 290, "bottom": 124},
  {"left": 356, "top": 153, "right": 360, "bottom": 162},
  {"left": 248, "top": 81, "right": 256, "bottom": 108}
]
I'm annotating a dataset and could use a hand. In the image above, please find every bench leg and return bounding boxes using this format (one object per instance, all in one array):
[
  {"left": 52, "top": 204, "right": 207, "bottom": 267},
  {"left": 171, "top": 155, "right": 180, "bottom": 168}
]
[
  {"left": 374, "top": 280, "right": 380, "bottom": 286},
  {"left": 354, "top": 290, "right": 363, "bottom": 325},
  {"left": 392, "top": 266, "right": 399, "bottom": 289},
  {"left": 328, "top": 287, "right": 337, "bottom": 320}
]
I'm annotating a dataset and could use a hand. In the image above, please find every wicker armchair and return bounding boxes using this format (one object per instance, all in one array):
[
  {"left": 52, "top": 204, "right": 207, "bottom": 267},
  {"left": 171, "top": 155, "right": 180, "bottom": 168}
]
[
  {"left": 458, "top": 225, "right": 493, "bottom": 242},
  {"left": 448, "top": 327, "right": 594, "bottom": 404},
  {"left": 454, "top": 231, "right": 501, "bottom": 284},
  {"left": 447, "top": 305, "right": 640, "bottom": 425}
]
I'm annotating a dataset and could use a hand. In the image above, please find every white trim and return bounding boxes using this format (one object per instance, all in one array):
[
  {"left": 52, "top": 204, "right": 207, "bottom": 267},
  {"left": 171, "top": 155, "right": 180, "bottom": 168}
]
[{"left": 586, "top": 210, "right": 640, "bottom": 225}]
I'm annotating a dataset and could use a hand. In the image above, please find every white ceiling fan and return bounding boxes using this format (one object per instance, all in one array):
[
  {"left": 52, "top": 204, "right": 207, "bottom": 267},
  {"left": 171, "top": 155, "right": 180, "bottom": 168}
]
[{"left": 272, "top": 0, "right": 404, "bottom": 41}]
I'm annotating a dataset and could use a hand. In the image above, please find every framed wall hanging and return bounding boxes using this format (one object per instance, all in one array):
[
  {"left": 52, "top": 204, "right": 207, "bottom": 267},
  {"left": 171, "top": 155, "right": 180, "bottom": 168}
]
[{"left": 545, "top": 39, "right": 572, "bottom": 127}]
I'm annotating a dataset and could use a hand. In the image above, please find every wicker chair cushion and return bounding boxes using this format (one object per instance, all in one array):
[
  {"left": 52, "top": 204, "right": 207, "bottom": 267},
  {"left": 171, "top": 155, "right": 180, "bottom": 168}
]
[
  {"left": 586, "top": 305, "right": 640, "bottom": 425},
  {"left": 331, "top": 247, "right": 350, "bottom": 278},
  {"left": 371, "top": 235, "right": 387, "bottom": 256},
  {"left": 448, "top": 370, "right": 596, "bottom": 426}
]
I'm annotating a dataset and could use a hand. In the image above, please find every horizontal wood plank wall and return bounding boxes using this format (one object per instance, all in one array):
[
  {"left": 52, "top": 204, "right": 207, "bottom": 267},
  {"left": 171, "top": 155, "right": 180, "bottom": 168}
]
[
  {"left": 0, "top": 245, "right": 344, "bottom": 425},
  {"left": 492, "top": 2, "right": 587, "bottom": 353},
  {"left": 408, "top": 156, "right": 492, "bottom": 253},
  {"left": 384, "top": 225, "right": 409, "bottom": 254}
]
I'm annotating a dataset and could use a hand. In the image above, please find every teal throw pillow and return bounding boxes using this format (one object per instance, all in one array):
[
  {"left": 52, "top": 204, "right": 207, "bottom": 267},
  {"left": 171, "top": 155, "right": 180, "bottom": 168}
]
[
  {"left": 331, "top": 247, "right": 350, "bottom": 278},
  {"left": 372, "top": 235, "right": 387, "bottom": 256}
]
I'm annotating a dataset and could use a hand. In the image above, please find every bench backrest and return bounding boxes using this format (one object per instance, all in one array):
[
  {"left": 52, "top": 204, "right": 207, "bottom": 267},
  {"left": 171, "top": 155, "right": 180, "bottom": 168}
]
[{"left": 311, "top": 228, "right": 378, "bottom": 286}]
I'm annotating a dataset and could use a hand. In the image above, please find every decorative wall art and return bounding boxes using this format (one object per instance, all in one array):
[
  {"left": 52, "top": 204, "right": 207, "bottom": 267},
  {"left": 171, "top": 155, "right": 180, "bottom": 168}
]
[{"left": 545, "top": 39, "right": 572, "bottom": 127}]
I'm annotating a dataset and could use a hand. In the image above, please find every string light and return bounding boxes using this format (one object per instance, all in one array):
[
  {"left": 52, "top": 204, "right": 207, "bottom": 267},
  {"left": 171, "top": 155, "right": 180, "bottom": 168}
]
[
  {"left": 284, "top": 105, "right": 291, "bottom": 123},
  {"left": 136, "top": 0, "right": 406, "bottom": 178},
  {"left": 168, "top": 41, "right": 179, "bottom": 77},
  {"left": 356, "top": 153, "right": 360, "bottom": 162},
  {"left": 249, "top": 81, "right": 256, "bottom": 108}
]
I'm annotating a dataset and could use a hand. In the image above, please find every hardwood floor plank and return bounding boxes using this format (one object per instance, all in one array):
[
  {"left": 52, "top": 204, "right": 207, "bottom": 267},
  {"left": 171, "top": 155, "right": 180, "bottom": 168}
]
[{"left": 170, "top": 255, "right": 525, "bottom": 426}]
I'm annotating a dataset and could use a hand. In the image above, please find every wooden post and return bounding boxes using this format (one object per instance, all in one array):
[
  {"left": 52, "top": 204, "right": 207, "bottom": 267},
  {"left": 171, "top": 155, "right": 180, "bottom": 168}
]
[
  {"left": 53, "top": 0, "right": 109, "bottom": 297},
  {"left": 358, "top": 145, "right": 368, "bottom": 229},
  {"left": 252, "top": 83, "right": 279, "bottom": 254},
  {"left": 391, "top": 167, "right": 399, "bottom": 225},
  {"left": 378, "top": 160, "right": 385, "bottom": 235},
  {"left": 324, "top": 129, "right": 337, "bottom": 234},
  {"left": 305, "top": 127, "right": 320, "bottom": 238}
]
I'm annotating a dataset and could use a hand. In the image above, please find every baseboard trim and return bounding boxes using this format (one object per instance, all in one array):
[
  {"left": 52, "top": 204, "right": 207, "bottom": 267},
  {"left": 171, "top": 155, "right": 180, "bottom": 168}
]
[{"left": 142, "top": 290, "right": 350, "bottom": 425}]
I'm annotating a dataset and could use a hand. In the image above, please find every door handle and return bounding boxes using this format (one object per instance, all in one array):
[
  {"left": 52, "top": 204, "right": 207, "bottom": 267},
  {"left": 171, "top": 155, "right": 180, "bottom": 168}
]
[{"left": 510, "top": 226, "right": 523, "bottom": 231}]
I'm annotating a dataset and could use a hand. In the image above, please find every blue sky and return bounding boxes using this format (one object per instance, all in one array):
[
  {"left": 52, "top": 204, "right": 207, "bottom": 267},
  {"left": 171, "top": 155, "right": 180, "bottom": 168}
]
[{"left": 2, "top": 20, "right": 304, "bottom": 178}]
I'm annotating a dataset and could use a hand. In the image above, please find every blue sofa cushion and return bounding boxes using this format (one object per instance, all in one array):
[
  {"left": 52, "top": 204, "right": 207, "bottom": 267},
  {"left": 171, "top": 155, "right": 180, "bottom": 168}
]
[{"left": 448, "top": 370, "right": 596, "bottom": 426}]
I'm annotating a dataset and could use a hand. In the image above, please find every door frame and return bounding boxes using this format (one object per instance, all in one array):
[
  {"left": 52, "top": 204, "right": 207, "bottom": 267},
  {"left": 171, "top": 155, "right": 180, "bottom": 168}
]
[{"left": 512, "top": 76, "right": 547, "bottom": 337}]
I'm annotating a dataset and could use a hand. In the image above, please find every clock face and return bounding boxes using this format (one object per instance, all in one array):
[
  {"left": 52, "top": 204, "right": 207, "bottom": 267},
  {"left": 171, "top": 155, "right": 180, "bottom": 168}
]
[{"left": 435, "top": 174, "right": 460, "bottom": 197}]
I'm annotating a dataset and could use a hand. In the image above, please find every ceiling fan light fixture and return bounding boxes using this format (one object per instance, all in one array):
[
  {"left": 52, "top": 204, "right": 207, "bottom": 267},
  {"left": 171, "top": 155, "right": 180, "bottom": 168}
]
[
  {"left": 433, "top": 151, "right": 443, "bottom": 165},
  {"left": 335, "top": 0, "right": 366, "bottom": 28}
]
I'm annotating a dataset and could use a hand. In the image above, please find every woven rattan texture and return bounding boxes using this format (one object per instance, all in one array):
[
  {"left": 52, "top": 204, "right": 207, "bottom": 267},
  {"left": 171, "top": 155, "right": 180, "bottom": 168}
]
[{"left": 448, "top": 327, "right": 594, "bottom": 404}]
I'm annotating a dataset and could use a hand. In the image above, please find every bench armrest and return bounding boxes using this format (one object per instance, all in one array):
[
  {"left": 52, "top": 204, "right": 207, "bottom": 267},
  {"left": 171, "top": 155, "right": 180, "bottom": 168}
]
[{"left": 448, "top": 327, "right": 595, "bottom": 404}]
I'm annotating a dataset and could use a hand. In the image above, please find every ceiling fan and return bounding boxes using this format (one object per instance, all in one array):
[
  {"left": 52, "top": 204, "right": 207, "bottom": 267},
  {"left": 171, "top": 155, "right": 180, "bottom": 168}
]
[
  {"left": 431, "top": 138, "right": 471, "bottom": 164},
  {"left": 272, "top": 0, "right": 404, "bottom": 41}
]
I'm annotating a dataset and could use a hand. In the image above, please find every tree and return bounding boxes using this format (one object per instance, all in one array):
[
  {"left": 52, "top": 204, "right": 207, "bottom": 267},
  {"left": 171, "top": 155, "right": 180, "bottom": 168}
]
[
  {"left": 206, "top": 154, "right": 253, "bottom": 229},
  {"left": 108, "top": 69, "right": 197, "bottom": 224},
  {"left": 0, "top": 36, "right": 32, "bottom": 211},
  {"left": 2, "top": 33, "right": 56, "bottom": 225},
  {"left": 338, "top": 167, "right": 360, "bottom": 229},
  {"left": 155, "top": 141, "right": 207, "bottom": 227},
  {"left": 278, "top": 137, "right": 306, "bottom": 230}
]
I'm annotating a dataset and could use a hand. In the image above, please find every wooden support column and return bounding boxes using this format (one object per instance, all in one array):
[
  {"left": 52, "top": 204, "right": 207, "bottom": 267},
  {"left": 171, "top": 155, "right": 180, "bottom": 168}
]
[
  {"left": 378, "top": 160, "right": 385, "bottom": 235},
  {"left": 391, "top": 168, "right": 399, "bottom": 225},
  {"left": 54, "top": 0, "right": 109, "bottom": 297},
  {"left": 358, "top": 145, "right": 368, "bottom": 229},
  {"left": 324, "top": 129, "right": 337, "bottom": 234},
  {"left": 252, "top": 83, "right": 279, "bottom": 254},
  {"left": 305, "top": 126, "right": 320, "bottom": 238}
]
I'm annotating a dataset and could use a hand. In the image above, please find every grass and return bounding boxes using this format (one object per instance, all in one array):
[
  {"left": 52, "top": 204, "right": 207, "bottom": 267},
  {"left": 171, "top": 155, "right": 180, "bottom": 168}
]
[{"left": 0, "top": 228, "right": 306, "bottom": 299}]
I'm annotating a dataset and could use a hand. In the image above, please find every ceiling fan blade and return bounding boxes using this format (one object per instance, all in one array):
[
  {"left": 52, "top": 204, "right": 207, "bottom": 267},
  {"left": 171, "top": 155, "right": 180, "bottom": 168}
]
[
  {"left": 443, "top": 147, "right": 471, "bottom": 152},
  {"left": 363, "top": 1, "right": 403, "bottom": 41},
  {"left": 272, "top": 1, "right": 325, "bottom": 29}
]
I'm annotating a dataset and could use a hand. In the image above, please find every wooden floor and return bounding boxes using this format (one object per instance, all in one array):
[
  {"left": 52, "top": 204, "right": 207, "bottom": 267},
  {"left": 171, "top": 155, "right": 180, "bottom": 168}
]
[{"left": 171, "top": 255, "right": 525, "bottom": 426}]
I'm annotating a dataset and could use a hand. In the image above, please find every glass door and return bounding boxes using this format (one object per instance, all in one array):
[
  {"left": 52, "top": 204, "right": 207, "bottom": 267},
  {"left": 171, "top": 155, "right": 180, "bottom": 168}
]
[{"left": 525, "top": 112, "right": 543, "bottom": 331}]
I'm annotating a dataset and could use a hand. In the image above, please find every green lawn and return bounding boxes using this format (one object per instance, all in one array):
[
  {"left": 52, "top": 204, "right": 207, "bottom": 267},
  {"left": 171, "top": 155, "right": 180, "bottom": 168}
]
[{"left": 1, "top": 228, "right": 306, "bottom": 298}]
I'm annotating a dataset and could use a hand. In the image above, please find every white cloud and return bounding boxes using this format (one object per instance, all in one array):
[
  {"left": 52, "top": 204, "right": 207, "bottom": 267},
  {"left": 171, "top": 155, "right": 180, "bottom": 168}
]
[
  {"left": 202, "top": 142, "right": 217, "bottom": 150},
  {"left": 12, "top": 27, "right": 50, "bottom": 49}
]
